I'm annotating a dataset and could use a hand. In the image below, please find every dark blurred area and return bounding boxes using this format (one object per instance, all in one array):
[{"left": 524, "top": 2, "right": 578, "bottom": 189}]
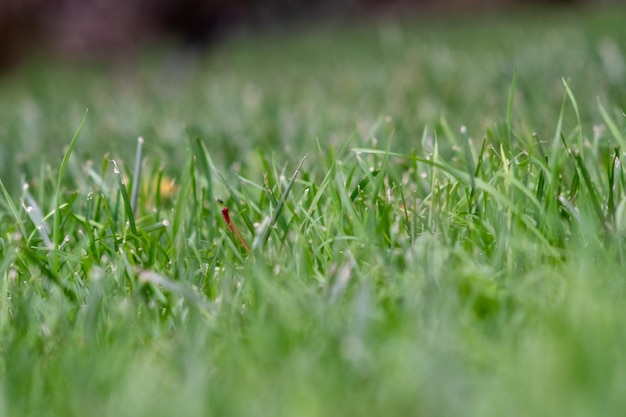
[{"left": 0, "top": 0, "right": 607, "bottom": 70}]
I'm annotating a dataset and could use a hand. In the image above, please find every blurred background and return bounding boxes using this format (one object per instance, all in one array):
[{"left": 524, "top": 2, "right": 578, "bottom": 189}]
[
  {"left": 0, "top": 0, "right": 617, "bottom": 71},
  {"left": 0, "top": 0, "right": 624, "bottom": 194}
]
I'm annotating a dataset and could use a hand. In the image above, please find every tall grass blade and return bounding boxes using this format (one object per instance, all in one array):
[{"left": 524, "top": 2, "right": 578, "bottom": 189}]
[
  {"left": 562, "top": 78, "right": 585, "bottom": 157},
  {"left": 598, "top": 101, "right": 626, "bottom": 150},
  {"left": 52, "top": 109, "right": 87, "bottom": 273},
  {"left": 506, "top": 68, "right": 518, "bottom": 145},
  {"left": 194, "top": 138, "right": 216, "bottom": 242},
  {"left": 130, "top": 136, "right": 144, "bottom": 214},
  {"left": 111, "top": 159, "right": 138, "bottom": 237}
]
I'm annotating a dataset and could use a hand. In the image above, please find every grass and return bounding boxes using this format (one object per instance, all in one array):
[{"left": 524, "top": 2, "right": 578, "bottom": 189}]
[{"left": 2, "top": 7, "right": 626, "bottom": 417}]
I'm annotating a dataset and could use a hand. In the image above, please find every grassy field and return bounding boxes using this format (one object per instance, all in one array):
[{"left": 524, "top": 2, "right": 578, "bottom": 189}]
[{"left": 2, "top": 7, "right": 626, "bottom": 416}]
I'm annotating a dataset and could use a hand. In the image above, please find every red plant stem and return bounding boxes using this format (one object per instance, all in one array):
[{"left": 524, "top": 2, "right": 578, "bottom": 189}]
[{"left": 221, "top": 207, "right": 250, "bottom": 253}]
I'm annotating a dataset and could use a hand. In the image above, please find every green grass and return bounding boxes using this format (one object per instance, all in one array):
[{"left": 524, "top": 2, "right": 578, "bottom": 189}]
[{"left": 2, "top": 7, "right": 626, "bottom": 417}]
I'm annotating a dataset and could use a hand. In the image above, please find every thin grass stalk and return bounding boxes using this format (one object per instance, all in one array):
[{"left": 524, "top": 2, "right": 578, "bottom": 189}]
[
  {"left": 131, "top": 136, "right": 144, "bottom": 214},
  {"left": 52, "top": 109, "right": 87, "bottom": 274}
]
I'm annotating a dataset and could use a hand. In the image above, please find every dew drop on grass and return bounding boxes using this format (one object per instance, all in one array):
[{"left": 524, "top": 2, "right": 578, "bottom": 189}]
[{"left": 8, "top": 269, "right": 17, "bottom": 280}]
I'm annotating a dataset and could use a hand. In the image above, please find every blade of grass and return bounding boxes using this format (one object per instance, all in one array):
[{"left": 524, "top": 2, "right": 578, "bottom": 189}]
[
  {"left": 350, "top": 170, "right": 380, "bottom": 201},
  {"left": 574, "top": 152, "right": 608, "bottom": 234},
  {"left": 506, "top": 68, "right": 518, "bottom": 147},
  {"left": 131, "top": 136, "right": 144, "bottom": 214},
  {"left": 221, "top": 206, "right": 250, "bottom": 253},
  {"left": 252, "top": 154, "right": 307, "bottom": 252},
  {"left": 52, "top": 109, "right": 87, "bottom": 273},
  {"left": 22, "top": 185, "right": 52, "bottom": 248},
  {"left": 194, "top": 138, "right": 216, "bottom": 243},
  {"left": 598, "top": 100, "right": 626, "bottom": 151},
  {"left": 0, "top": 179, "right": 28, "bottom": 239},
  {"left": 111, "top": 159, "right": 138, "bottom": 237},
  {"left": 562, "top": 78, "right": 584, "bottom": 155},
  {"left": 608, "top": 147, "right": 619, "bottom": 224}
]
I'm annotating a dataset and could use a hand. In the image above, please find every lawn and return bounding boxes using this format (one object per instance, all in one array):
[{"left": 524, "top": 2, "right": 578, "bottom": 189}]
[{"left": 1, "top": 6, "right": 626, "bottom": 417}]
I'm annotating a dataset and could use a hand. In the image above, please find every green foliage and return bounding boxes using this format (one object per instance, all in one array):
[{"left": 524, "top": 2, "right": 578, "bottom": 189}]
[{"left": 2, "top": 8, "right": 626, "bottom": 417}]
